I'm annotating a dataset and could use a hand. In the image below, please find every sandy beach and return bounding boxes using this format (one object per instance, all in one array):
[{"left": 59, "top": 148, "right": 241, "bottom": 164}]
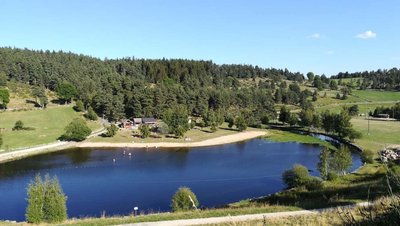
[
  {"left": 77, "top": 131, "right": 267, "bottom": 148},
  {"left": 0, "top": 131, "right": 267, "bottom": 163}
]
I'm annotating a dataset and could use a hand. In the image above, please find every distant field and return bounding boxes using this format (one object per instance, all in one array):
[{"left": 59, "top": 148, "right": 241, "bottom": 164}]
[
  {"left": 264, "top": 129, "right": 335, "bottom": 149},
  {"left": 0, "top": 107, "right": 101, "bottom": 150},
  {"left": 352, "top": 90, "right": 400, "bottom": 102},
  {"left": 352, "top": 117, "right": 400, "bottom": 151}
]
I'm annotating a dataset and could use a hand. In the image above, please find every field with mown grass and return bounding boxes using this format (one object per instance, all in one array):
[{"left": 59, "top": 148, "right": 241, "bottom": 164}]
[
  {"left": 0, "top": 107, "right": 101, "bottom": 150},
  {"left": 352, "top": 117, "right": 400, "bottom": 151}
]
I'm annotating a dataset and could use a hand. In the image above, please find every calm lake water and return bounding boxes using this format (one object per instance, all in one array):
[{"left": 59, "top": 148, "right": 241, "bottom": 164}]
[{"left": 0, "top": 138, "right": 362, "bottom": 221}]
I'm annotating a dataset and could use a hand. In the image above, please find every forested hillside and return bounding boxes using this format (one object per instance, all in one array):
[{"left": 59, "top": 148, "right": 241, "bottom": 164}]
[
  {"left": 0, "top": 47, "right": 304, "bottom": 122},
  {"left": 332, "top": 68, "right": 400, "bottom": 90}
]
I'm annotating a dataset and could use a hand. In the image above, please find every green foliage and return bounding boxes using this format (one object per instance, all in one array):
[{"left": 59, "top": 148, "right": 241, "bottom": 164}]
[
  {"left": 318, "top": 148, "right": 330, "bottom": 180},
  {"left": 26, "top": 174, "right": 67, "bottom": 223},
  {"left": 235, "top": 115, "right": 247, "bottom": 131},
  {"left": 279, "top": 106, "right": 291, "bottom": 124},
  {"left": 32, "top": 86, "right": 48, "bottom": 108},
  {"left": 0, "top": 87, "right": 10, "bottom": 108},
  {"left": 56, "top": 82, "right": 77, "bottom": 104},
  {"left": 327, "top": 171, "right": 338, "bottom": 181},
  {"left": 139, "top": 124, "right": 150, "bottom": 138},
  {"left": 13, "top": 120, "right": 24, "bottom": 130},
  {"left": 330, "top": 147, "right": 352, "bottom": 175},
  {"left": 282, "top": 164, "right": 310, "bottom": 188},
  {"left": 171, "top": 187, "right": 199, "bottom": 212},
  {"left": 163, "top": 105, "right": 189, "bottom": 137},
  {"left": 329, "top": 80, "right": 338, "bottom": 90},
  {"left": 304, "top": 177, "right": 324, "bottom": 191},
  {"left": 61, "top": 118, "right": 91, "bottom": 141},
  {"left": 74, "top": 100, "right": 85, "bottom": 112},
  {"left": 0, "top": 134, "right": 2, "bottom": 149},
  {"left": 85, "top": 106, "right": 98, "bottom": 121},
  {"left": 307, "top": 72, "right": 315, "bottom": 82},
  {"left": 104, "top": 124, "right": 118, "bottom": 137},
  {"left": 260, "top": 115, "right": 270, "bottom": 125},
  {"left": 26, "top": 174, "right": 45, "bottom": 223},
  {"left": 0, "top": 72, "right": 7, "bottom": 86},
  {"left": 156, "top": 122, "right": 170, "bottom": 134},
  {"left": 361, "top": 149, "right": 375, "bottom": 164}
]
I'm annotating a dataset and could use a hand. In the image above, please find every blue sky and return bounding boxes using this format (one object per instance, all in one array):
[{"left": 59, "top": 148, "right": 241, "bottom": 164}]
[{"left": 0, "top": 0, "right": 399, "bottom": 75}]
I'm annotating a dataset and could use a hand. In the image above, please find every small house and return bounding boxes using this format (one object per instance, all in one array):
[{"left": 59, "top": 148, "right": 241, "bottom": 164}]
[
  {"left": 133, "top": 118, "right": 142, "bottom": 125},
  {"left": 377, "top": 114, "right": 390, "bottom": 119},
  {"left": 142, "top": 118, "right": 157, "bottom": 126},
  {"left": 121, "top": 119, "right": 134, "bottom": 129}
]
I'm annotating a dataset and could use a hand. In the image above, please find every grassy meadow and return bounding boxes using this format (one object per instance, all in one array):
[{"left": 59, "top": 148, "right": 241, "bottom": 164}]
[
  {"left": 352, "top": 117, "right": 400, "bottom": 151},
  {"left": 0, "top": 107, "right": 101, "bottom": 150},
  {"left": 264, "top": 129, "right": 336, "bottom": 149}
]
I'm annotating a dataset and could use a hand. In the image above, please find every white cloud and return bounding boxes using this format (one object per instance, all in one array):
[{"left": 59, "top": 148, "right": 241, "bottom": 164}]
[
  {"left": 325, "top": 50, "right": 334, "bottom": 55},
  {"left": 307, "top": 33, "right": 321, "bottom": 39},
  {"left": 356, "top": 30, "right": 377, "bottom": 39}
]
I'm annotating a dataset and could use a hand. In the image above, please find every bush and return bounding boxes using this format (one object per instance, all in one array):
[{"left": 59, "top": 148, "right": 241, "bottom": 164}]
[
  {"left": 171, "top": 187, "right": 199, "bottom": 212},
  {"left": 60, "top": 118, "right": 91, "bottom": 141},
  {"left": 104, "top": 124, "right": 118, "bottom": 137},
  {"left": 13, "top": 120, "right": 24, "bottom": 130},
  {"left": 361, "top": 149, "right": 375, "bottom": 164},
  {"left": 85, "top": 106, "right": 98, "bottom": 121},
  {"left": 305, "top": 177, "right": 324, "bottom": 191},
  {"left": 327, "top": 171, "right": 338, "bottom": 181},
  {"left": 26, "top": 174, "right": 67, "bottom": 223},
  {"left": 73, "top": 100, "right": 84, "bottom": 112},
  {"left": 282, "top": 164, "right": 310, "bottom": 188}
]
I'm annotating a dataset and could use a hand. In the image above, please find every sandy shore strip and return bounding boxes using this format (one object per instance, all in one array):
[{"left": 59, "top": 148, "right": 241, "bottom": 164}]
[{"left": 77, "top": 131, "right": 268, "bottom": 148}]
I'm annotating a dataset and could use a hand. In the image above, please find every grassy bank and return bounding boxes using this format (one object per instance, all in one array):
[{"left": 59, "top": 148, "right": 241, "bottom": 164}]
[
  {"left": 264, "top": 129, "right": 335, "bottom": 149},
  {"left": 0, "top": 107, "right": 101, "bottom": 150}
]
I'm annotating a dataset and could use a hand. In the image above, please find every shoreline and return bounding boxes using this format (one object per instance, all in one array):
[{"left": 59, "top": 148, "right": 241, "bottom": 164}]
[
  {"left": 0, "top": 131, "right": 267, "bottom": 163},
  {"left": 77, "top": 131, "right": 268, "bottom": 148}
]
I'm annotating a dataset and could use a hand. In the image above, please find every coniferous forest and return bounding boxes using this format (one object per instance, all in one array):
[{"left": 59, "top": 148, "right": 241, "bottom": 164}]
[{"left": 0, "top": 47, "right": 305, "bottom": 122}]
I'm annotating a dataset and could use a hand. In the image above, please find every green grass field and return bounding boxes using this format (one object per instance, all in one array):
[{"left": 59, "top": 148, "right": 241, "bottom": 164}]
[
  {"left": 352, "top": 117, "right": 400, "bottom": 151},
  {"left": 352, "top": 90, "right": 400, "bottom": 102},
  {"left": 264, "top": 129, "right": 336, "bottom": 149},
  {"left": 0, "top": 107, "right": 101, "bottom": 150}
]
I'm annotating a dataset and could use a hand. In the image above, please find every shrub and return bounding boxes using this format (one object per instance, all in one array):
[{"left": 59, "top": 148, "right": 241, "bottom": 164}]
[
  {"left": 361, "top": 149, "right": 375, "bottom": 164},
  {"left": 26, "top": 174, "right": 67, "bottom": 223},
  {"left": 60, "top": 118, "right": 91, "bottom": 141},
  {"left": 171, "top": 187, "right": 199, "bottom": 212},
  {"left": 85, "top": 106, "right": 98, "bottom": 121},
  {"left": 305, "top": 177, "right": 324, "bottom": 191},
  {"left": 73, "top": 100, "right": 84, "bottom": 112},
  {"left": 13, "top": 120, "right": 24, "bottom": 130},
  {"left": 327, "top": 171, "right": 338, "bottom": 181},
  {"left": 104, "top": 124, "right": 118, "bottom": 137},
  {"left": 139, "top": 124, "right": 150, "bottom": 138},
  {"left": 282, "top": 164, "right": 310, "bottom": 188}
]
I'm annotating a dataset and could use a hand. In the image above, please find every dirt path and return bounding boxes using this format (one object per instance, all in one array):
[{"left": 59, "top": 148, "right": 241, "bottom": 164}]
[
  {"left": 118, "top": 202, "right": 369, "bottom": 226},
  {"left": 77, "top": 131, "right": 267, "bottom": 149}
]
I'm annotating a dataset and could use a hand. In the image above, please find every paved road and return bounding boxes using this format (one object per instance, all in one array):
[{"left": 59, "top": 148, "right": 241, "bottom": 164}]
[{"left": 118, "top": 202, "right": 369, "bottom": 226}]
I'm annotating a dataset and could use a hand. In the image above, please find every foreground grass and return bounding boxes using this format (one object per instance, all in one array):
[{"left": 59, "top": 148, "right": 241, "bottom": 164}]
[
  {"left": 264, "top": 129, "right": 335, "bottom": 149},
  {"left": 60, "top": 205, "right": 299, "bottom": 226},
  {"left": 0, "top": 107, "right": 101, "bottom": 150},
  {"left": 256, "top": 163, "right": 387, "bottom": 210},
  {"left": 352, "top": 117, "right": 400, "bottom": 151}
]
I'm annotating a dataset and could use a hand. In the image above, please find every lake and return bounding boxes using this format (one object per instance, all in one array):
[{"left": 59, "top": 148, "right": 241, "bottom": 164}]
[{"left": 0, "top": 138, "right": 362, "bottom": 221}]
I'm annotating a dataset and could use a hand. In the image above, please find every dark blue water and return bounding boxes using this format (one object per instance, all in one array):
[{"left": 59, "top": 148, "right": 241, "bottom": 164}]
[{"left": 0, "top": 139, "right": 362, "bottom": 221}]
